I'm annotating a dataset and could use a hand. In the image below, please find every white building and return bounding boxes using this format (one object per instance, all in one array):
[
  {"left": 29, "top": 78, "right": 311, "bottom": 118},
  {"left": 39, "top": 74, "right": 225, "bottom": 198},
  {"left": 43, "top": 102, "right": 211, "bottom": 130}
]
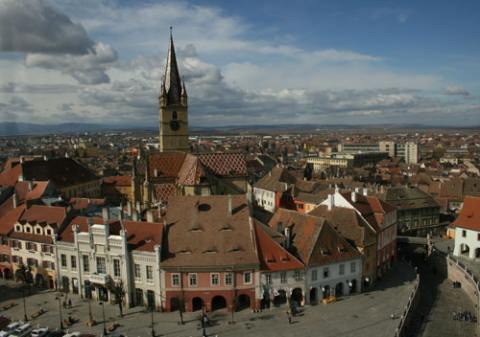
[
  {"left": 56, "top": 209, "right": 163, "bottom": 309},
  {"left": 404, "top": 142, "right": 419, "bottom": 164},
  {"left": 453, "top": 196, "right": 480, "bottom": 259}
]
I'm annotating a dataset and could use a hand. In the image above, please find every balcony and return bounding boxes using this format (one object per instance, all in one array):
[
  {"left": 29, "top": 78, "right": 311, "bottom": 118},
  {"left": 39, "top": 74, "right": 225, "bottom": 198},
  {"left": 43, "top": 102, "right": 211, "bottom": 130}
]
[{"left": 88, "top": 273, "right": 108, "bottom": 285}]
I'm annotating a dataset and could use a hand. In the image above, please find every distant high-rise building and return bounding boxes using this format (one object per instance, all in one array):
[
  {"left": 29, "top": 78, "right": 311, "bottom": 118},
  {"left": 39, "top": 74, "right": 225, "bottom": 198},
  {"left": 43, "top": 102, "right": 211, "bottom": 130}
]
[
  {"left": 159, "top": 28, "right": 189, "bottom": 152},
  {"left": 404, "top": 141, "right": 419, "bottom": 164},
  {"left": 379, "top": 141, "right": 395, "bottom": 158}
]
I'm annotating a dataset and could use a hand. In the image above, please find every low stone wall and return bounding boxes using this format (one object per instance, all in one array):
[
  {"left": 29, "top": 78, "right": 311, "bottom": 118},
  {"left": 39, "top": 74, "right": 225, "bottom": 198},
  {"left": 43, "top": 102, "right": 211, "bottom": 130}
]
[
  {"left": 445, "top": 253, "right": 480, "bottom": 331},
  {"left": 394, "top": 273, "right": 420, "bottom": 337}
]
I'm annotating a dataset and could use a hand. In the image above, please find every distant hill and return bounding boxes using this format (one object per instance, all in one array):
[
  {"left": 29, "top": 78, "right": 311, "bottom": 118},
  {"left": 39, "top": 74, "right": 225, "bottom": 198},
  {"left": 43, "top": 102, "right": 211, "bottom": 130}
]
[{"left": 1, "top": 122, "right": 479, "bottom": 137}]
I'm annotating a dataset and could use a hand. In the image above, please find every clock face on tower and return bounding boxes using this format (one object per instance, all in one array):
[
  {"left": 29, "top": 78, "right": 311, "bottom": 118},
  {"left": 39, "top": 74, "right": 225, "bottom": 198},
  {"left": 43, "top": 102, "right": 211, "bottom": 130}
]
[{"left": 170, "top": 119, "right": 180, "bottom": 131}]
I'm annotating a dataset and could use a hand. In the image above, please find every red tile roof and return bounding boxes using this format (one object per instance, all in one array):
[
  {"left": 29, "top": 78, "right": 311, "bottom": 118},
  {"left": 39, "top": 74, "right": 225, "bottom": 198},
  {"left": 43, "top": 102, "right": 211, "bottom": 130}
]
[
  {"left": 254, "top": 221, "right": 304, "bottom": 272},
  {"left": 69, "top": 198, "right": 106, "bottom": 210},
  {"left": 15, "top": 181, "right": 51, "bottom": 201},
  {"left": 20, "top": 205, "right": 68, "bottom": 229},
  {"left": 60, "top": 216, "right": 163, "bottom": 252},
  {"left": 452, "top": 196, "right": 480, "bottom": 231},
  {"left": 198, "top": 153, "right": 247, "bottom": 177},
  {"left": 0, "top": 204, "right": 26, "bottom": 235}
]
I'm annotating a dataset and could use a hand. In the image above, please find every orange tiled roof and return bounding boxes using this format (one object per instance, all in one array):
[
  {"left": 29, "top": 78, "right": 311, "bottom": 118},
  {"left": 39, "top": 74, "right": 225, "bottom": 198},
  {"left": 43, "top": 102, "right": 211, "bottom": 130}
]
[{"left": 452, "top": 196, "right": 480, "bottom": 231}]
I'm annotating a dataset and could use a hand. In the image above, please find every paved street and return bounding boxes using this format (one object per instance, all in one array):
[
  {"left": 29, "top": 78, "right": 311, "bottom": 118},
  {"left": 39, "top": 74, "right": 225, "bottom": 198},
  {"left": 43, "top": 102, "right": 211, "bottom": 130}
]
[{"left": 0, "top": 262, "right": 417, "bottom": 337}]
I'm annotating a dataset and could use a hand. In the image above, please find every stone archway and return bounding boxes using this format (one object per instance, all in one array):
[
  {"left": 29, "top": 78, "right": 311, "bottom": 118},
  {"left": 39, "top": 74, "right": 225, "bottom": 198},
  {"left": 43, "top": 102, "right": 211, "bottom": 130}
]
[
  {"left": 237, "top": 294, "right": 250, "bottom": 311},
  {"left": 349, "top": 279, "right": 358, "bottom": 294},
  {"left": 3, "top": 268, "right": 12, "bottom": 280},
  {"left": 211, "top": 295, "right": 227, "bottom": 311},
  {"left": 192, "top": 297, "right": 204, "bottom": 311},
  {"left": 290, "top": 288, "right": 303, "bottom": 305},
  {"left": 309, "top": 287, "right": 318, "bottom": 304},
  {"left": 475, "top": 248, "right": 480, "bottom": 259},
  {"left": 335, "top": 282, "right": 344, "bottom": 297},
  {"left": 35, "top": 273, "right": 45, "bottom": 288},
  {"left": 170, "top": 297, "right": 180, "bottom": 311},
  {"left": 273, "top": 290, "right": 287, "bottom": 307}
]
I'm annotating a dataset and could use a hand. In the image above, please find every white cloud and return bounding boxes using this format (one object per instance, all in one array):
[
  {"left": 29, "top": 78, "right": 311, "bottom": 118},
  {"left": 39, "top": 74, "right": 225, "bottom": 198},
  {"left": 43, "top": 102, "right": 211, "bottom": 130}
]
[{"left": 444, "top": 85, "right": 470, "bottom": 97}]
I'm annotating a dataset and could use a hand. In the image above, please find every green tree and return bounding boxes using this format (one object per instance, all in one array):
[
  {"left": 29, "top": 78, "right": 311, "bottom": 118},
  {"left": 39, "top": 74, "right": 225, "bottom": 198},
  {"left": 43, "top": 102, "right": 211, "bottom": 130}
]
[
  {"left": 106, "top": 277, "right": 126, "bottom": 317},
  {"left": 15, "top": 264, "right": 33, "bottom": 285}
]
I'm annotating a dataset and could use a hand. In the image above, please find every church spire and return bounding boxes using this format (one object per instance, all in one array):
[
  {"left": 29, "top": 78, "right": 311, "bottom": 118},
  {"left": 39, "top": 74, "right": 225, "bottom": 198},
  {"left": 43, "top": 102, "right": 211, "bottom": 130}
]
[{"left": 163, "top": 26, "right": 182, "bottom": 105}]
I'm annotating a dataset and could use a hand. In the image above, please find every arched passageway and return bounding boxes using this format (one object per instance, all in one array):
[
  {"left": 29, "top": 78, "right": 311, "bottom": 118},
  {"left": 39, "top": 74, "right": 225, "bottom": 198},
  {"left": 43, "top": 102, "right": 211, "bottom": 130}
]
[
  {"left": 192, "top": 297, "right": 204, "bottom": 311},
  {"left": 273, "top": 290, "right": 287, "bottom": 307},
  {"left": 237, "top": 294, "right": 250, "bottom": 311},
  {"left": 211, "top": 296, "right": 227, "bottom": 311},
  {"left": 309, "top": 287, "right": 318, "bottom": 304}
]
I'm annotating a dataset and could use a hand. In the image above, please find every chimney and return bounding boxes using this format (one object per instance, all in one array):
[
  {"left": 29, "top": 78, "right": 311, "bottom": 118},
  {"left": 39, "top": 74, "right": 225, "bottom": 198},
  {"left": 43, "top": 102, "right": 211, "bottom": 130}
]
[
  {"left": 354, "top": 187, "right": 360, "bottom": 193},
  {"left": 132, "top": 210, "right": 139, "bottom": 221},
  {"left": 127, "top": 201, "right": 132, "bottom": 216},
  {"left": 327, "top": 194, "right": 334, "bottom": 211},
  {"left": 19, "top": 156, "right": 24, "bottom": 164},
  {"left": 87, "top": 217, "right": 93, "bottom": 227},
  {"left": 227, "top": 194, "right": 232, "bottom": 216},
  {"left": 18, "top": 173, "right": 24, "bottom": 182},
  {"left": 362, "top": 188, "right": 368, "bottom": 196},
  {"left": 102, "top": 207, "right": 110, "bottom": 224},
  {"left": 284, "top": 226, "right": 292, "bottom": 249},
  {"left": 159, "top": 203, "right": 167, "bottom": 217},
  {"left": 136, "top": 201, "right": 141, "bottom": 213},
  {"left": 65, "top": 152, "right": 69, "bottom": 158},
  {"left": 351, "top": 191, "right": 357, "bottom": 203},
  {"left": 27, "top": 181, "right": 33, "bottom": 192},
  {"left": 12, "top": 192, "right": 19, "bottom": 208},
  {"left": 154, "top": 169, "right": 158, "bottom": 177},
  {"left": 146, "top": 210, "right": 155, "bottom": 223},
  {"left": 43, "top": 155, "right": 47, "bottom": 161}
]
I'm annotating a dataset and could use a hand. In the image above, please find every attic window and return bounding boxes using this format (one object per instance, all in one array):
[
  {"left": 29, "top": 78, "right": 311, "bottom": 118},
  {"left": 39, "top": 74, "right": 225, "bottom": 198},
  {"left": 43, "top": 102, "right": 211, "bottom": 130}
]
[
  {"left": 266, "top": 256, "right": 276, "bottom": 263},
  {"left": 281, "top": 255, "right": 290, "bottom": 262},
  {"left": 320, "top": 249, "right": 330, "bottom": 256},
  {"left": 337, "top": 246, "right": 346, "bottom": 253},
  {"left": 220, "top": 224, "right": 233, "bottom": 231},
  {"left": 203, "top": 246, "right": 217, "bottom": 254},
  {"left": 197, "top": 203, "right": 211, "bottom": 212},
  {"left": 228, "top": 245, "right": 242, "bottom": 252},
  {"left": 189, "top": 223, "right": 203, "bottom": 232},
  {"left": 178, "top": 248, "right": 192, "bottom": 254}
]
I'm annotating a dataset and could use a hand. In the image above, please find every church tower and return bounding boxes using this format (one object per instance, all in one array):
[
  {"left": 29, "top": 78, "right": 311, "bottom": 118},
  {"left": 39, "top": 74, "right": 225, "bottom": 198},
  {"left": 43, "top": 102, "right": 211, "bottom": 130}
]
[{"left": 159, "top": 28, "right": 189, "bottom": 152}]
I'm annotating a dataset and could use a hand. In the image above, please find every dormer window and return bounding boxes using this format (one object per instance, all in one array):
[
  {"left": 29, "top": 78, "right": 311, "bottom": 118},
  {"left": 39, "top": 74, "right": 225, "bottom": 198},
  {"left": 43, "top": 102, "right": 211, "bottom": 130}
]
[
  {"left": 36, "top": 228, "right": 41, "bottom": 235},
  {"left": 46, "top": 229, "right": 52, "bottom": 235},
  {"left": 15, "top": 225, "right": 21, "bottom": 232},
  {"left": 25, "top": 227, "right": 31, "bottom": 233}
]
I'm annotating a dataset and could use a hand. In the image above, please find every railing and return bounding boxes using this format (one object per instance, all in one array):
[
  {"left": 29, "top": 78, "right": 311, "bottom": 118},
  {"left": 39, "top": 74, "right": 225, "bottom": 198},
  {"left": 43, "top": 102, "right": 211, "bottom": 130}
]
[
  {"left": 394, "top": 273, "right": 420, "bottom": 337},
  {"left": 445, "top": 253, "right": 480, "bottom": 331}
]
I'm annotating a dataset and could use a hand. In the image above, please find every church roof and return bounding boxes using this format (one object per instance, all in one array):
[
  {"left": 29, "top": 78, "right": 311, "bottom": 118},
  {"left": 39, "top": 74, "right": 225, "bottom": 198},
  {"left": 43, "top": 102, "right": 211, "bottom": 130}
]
[{"left": 163, "top": 28, "right": 183, "bottom": 105}]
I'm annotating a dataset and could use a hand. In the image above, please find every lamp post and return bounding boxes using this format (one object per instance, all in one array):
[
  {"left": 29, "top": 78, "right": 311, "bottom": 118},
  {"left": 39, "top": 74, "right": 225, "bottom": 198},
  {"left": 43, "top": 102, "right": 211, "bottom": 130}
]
[
  {"left": 22, "top": 287, "right": 28, "bottom": 322},
  {"left": 99, "top": 301, "right": 107, "bottom": 336},
  {"left": 150, "top": 307, "right": 155, "bottom": 337},
  {"left": 56, "top": 294, "right": 64, "bottom": 330},
  {"left": 201, "top": 312, "right": 207, "bottom": 337}
]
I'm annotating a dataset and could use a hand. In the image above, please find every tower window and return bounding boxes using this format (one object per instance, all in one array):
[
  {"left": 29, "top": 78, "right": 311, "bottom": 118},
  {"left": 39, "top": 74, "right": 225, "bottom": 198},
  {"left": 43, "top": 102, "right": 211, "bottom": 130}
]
[{"left": 172, "top": 111, "right": 177, "bottom": 120}]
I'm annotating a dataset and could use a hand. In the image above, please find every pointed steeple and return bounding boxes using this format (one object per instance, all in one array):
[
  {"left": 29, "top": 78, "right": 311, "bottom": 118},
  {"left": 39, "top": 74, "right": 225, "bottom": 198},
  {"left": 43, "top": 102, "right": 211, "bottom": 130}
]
[{"left": 164, "top": 26, "right": 182, "bottom": 105}]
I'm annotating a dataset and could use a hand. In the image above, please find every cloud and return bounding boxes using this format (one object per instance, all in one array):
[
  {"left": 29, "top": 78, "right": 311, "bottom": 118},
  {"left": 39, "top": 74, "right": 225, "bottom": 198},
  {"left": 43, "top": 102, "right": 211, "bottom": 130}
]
[
  {"left": 0, "top": 96, "right": 34, "bottom": 121},
  {"left": 444, "top": 85, "right": 470, "bottom": 97},
  {"left": 370, "top": 8, "right": 411, "bottom": 24},
  {"left": 0, "top": 0, "right": 93, "bottom": 54},
  {"left": 25, "top": 42, "right": 117, "bottom": 84}
]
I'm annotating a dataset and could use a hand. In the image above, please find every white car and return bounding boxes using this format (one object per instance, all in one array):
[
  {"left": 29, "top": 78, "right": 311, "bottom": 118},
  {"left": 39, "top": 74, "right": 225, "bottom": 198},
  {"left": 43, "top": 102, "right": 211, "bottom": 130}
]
[
  {"left": 31, "top": 328, "right": 49, "bottom": 337},
  {"left": 9, "top": 322, "right": 32, "bottom": 337},
  {"left": 0, "top": 321, "right": 24, "bottom": 337},
  {"left": 62, "top": 332, "right": 80, "bottom": 337}
]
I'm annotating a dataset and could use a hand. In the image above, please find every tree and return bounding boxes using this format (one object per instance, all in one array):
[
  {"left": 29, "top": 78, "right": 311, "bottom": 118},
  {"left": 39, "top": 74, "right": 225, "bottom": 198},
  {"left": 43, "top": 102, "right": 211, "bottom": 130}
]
[
  {"left": 106, "top": 277, "right": 126, "bottom": 317},
  {"left": 15, "top": 264, "right": 33, "bottom": 285}
]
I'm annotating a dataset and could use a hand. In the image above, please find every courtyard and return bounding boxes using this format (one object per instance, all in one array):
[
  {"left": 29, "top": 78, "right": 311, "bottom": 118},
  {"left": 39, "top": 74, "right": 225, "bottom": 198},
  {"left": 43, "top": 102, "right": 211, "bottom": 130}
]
[{"left": 0, "top": 262, "right": 419, "bottom": 337}]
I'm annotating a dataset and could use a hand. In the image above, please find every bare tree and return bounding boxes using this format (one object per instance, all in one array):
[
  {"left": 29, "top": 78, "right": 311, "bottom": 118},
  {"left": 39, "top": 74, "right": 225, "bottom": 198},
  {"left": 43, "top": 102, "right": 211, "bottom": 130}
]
[{"left": 106, "top": 277, "right": 126, "bottom": 317}]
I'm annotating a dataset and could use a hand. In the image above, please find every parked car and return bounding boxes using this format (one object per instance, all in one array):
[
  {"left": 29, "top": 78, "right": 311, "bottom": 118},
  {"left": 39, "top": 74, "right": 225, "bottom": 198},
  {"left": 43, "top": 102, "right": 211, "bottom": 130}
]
[
  {"left": 31, "top": 327, "right": 49, "bottom": 337},
  {"left": 62, "top": 332, "right": 80, "bottom": 337},
  {"left": 46, "top": 330, "right": 64, "bottom": 337},
  {"left": 9, "top": 322, "right": 32, "bottom": 337},
  {"left": 0, "top": 321, "right": 23, "bottom": 337}
]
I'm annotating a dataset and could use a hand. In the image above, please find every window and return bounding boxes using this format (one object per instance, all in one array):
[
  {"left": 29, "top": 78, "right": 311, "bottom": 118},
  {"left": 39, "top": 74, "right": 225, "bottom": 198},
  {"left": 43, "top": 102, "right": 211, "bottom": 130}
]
[
  {"left": 82, "top": 255, "right": 89, "bottom": 272},
  {"left": 189, "top": 273, "right": 197, "bottom": 287},
  {"left": 311, "top": 269, "right": 318, "bottom": 282},
  {"left": 323, "top": 267, "right": 329, "bottom": 278},
  {"left": 172, "top": 111, "right": 178, "bottom": 120},
  {"left": 243, "top": 272, "right": 252, "bottom": 284},
  {"left": 61, "top": 254, "right": 67, "bottom": 268},
  {"left": 25, "top": 227, "right": 31, "bottom": 233},
  {"left": 351, "top": 262, "right": 356, "bottom": 273},
  {"left": 462, "top": 230, "right": 467, "bottom": 238},
  {"left": 211, "top": 273, "right": 219, "bottom": 286},
  {"left": 70, "top": 256, "right": 77, "bottom": 270},
  {"left": 146, "top": 266, "right": 153, "bottom": 281},
  {"left": 113, "top": 259, "right": 121, "bottom": 277},
  {"left": 339, "top": 264, "right": 345, "bottom": 275},
  {"left": 224, "top": 273, "right": 233, "bottom": 285},
  {"left": 96, "top": 257, "right": 106, "bottom": 274},
  {"left": 294, "top": 270, "right": 302, "bottom": 281},
  {"left": 15, "top": 225, "right": 21, "bottom": 232},
  {"left": 134, "top": 264, "right": 141, "bottom": 278},
  {"left": 46, "top": 229, "right": 52, "bottom": 236},
  {"left": 172, "top": 273, "right": 180, "bottom": 287},
  {"left": 280, "top": 272, "right": 287, "bottom": 284},
  {"left": 477, "top": 233, "right": 480, "bottom": 241},
  {"left": 265, "top": 274, "right": 272, "bottom": 285},
  {"left": 36, "top": 228, "right": 41, "bottom": 234}
]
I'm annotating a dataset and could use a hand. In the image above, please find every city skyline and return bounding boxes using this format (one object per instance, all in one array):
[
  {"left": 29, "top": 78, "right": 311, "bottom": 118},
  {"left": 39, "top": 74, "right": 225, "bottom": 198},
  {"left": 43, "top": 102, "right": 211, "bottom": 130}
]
[{"left": 0, "top": 0, "right": 479, "bottom": 128}]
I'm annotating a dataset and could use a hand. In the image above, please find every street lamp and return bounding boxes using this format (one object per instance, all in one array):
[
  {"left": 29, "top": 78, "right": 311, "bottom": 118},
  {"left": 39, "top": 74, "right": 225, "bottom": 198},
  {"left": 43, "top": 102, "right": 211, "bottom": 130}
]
[
  {"left": 150, "top": 307, "right": 155, "bottom": 337},
  {"left": 22, "top": 287, "right": 28, "bottom": 322},
  {"left": 201, "top": 312, "right": 207, "bottom": 337},
  {"left": 55, "top": 294, "right": 64, "bottom": 330},
  {"left": 99, "top": 302, "right": 107, "bottom": 336}
]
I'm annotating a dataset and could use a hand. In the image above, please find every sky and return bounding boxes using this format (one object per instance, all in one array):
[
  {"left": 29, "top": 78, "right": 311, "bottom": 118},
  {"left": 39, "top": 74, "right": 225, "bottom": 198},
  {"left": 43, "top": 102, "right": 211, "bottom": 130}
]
[{"left": 0, "top": 0, "right": 479, "bottom": 128}]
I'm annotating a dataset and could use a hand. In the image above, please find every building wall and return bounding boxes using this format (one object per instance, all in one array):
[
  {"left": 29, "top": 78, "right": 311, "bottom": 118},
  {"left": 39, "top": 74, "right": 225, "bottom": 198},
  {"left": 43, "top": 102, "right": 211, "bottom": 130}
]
[
  {"left": 453, "top": 227, "right": 480, "bottom": 259},
  {"left": 61, "top": 180, "right": 101, "bottom": 199},
  {"left": 253, "top": 187, "right": 276, "bottom": 213},
  {"left": 163, "top": 270, "right": 257, "bottom": 312},
  {"left": 405, "top": 142, "right": 419, "bottom": 165}
]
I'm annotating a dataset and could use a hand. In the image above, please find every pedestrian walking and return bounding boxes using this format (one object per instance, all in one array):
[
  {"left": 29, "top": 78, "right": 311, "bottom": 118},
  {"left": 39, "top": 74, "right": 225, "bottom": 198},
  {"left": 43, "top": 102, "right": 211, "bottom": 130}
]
[{"left": 287, "top": 310, "right": 292, "bottom": 324}]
